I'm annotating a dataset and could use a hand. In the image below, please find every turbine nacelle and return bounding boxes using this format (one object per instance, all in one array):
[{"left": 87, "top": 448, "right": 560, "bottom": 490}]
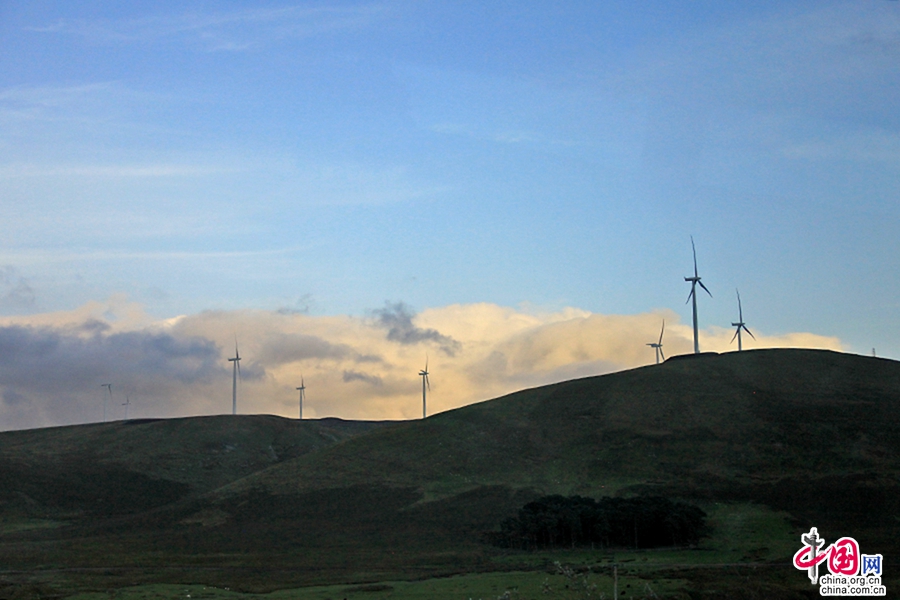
[
  {"left": 296, "top": 376, "right": 306, "bottom": 420},
  {"left": 730, "top": 323, "right": 756, "bottom": 341},
  {"left": 419, "top": 358, "right": 430, "bottom": 419},
  {"left": 228, "top": 338, "right": 242, "bottom": 415},
  {"left": 731, "top": 289, "right": 755, "bottom": 350},
  {"left": 684, "top": 277, "right": 712, "bottom": 299},
  {"left": 684, "top": 236, "right": 711, "bottom": 354},
  {"left": 419, "top": 357, "right": 429, "bottom": 388},
  {"left": 647, "top": 320, "right": 665, "bottom": 364}
]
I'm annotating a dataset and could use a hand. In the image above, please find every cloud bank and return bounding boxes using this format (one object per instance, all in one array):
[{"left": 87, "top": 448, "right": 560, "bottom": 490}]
[{"left": 0, "top": 297, "right": 843, "bottom": 431}]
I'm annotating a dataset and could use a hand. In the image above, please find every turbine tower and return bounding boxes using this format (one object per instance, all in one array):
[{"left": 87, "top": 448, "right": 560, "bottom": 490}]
[
  {"left": 419, "top": 358, "right": 430, "bottom": 419},
  {"left": 647, "top": 320, "right": 666, "bottom": 364},
  {"left": 731, "top": 288, "right": 755, "bottom": 351},
  {"left": 100, "top": 383, "right": 112, "bottom": 422},
  {"left": 296, "top": 376, "right": 306, "bottom": 420},
  {"left": 684, "top": 236, "right": 712, "bottom": 354},
  {"left": 228, "top": 340, "right": 241, "bottom": 415}
]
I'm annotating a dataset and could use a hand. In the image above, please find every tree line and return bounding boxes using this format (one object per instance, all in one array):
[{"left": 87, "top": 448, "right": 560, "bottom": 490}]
[{"left": 487, "top": 494, "right": 707, "bottom": 550}]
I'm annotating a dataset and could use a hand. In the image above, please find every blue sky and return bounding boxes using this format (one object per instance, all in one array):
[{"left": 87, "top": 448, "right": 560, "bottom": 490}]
[{"left": 0, "top": 2, "right": 897, "bottom": 428}]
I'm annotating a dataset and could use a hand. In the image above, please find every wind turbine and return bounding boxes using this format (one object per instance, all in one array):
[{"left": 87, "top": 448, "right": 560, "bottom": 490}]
[
  {"left": 684, "top": 236, "right": 712, "bottom": 354},
  {"left": 228, "top": 339, "right": 241, "bottom": 415},
  {"left": 731, "top": 289, "right": 755, "bottom": 351},
  {"left": 296, "top": 376, "right": 306, "bottom": 420},
  {"left": 419, "top": 357, "right": 430, "bottom": 419},
  {"left": 647, "top": 320, "right": 666, "bottom": 364},
  {"left": 100, "top": 383, "right": 112, "bottom": 422},
  {"left": 122, "top": 395, "right": 130, "bottom": 420}
]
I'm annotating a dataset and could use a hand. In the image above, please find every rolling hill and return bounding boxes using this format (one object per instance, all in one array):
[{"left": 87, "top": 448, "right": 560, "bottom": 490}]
[
  {"left": 0, "top": 348, "right": 897, "bottom": 598},
  {"left": 0, "top": 415, "right": 393, "bottom": 518}
]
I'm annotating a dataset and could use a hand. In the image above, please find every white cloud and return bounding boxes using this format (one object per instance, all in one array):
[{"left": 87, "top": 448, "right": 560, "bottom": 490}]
[{"left": 0, "top": 298, "right": 843, "bottom": 431}]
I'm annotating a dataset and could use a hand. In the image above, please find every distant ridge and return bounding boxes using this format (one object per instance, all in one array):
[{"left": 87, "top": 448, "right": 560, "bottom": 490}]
[
  {"left": 0, "top": 414, "right": 396, "bottom": 506},
  {"left": 665, "top": 350, "right": 719, "bottom": 361}
]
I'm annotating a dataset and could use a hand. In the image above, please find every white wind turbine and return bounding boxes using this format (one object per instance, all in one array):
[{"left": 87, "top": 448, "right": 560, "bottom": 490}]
[
  {"left": 647, "top": 320, "right": 666, "bottom": 364},
  {"left": 228, "top": 339, "right": 241, "bottom": 415},
  {"left": 731, "top": 289, "right": 755, "bottom": 351},
  {"left": 419, "top": 357, "right": 430, "bottom": 419},
  {"left": 100, "top": 383, "right": 112, "bottom": 423},
  {"left": 122, "top": 395, "right": 131, "bottom": 420},
  {"left": 684, "top": 236, "right": 712, "bottom": 354},
  {"left": 296, "top": 376, "right": 306, "bottom": 420}
]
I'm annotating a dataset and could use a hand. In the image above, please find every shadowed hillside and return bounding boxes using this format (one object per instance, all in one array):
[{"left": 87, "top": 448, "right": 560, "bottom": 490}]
[
  {"left": 0, "top": 349, "right": 897, "bottom": 598},
  {"left": 0, "top": 415, "right": 394, "bottom": 518},
  {"left": 217, "top": 348, "right": 900, "bottom": 500}
]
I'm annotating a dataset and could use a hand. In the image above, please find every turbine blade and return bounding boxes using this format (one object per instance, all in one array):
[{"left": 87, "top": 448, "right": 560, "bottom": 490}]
[
  {"left": 426, "top": 375, "right": 430, "bottom": 391},
  {"left": 736, "top": 288, "right": 743, "bottom": 320},
  {"left": 698, "top": 280, "right": 712, "bottom": 297},
  {"left": 659, "top": 319, "right": 665, "bottom": 344},
  {"left": 744, "top": 325, "right": 756, "bottom": 340},
  {"left": 691, "top": 236, "right": 698, "bottom": 278},
  {"left": 685, "top": 288, "right": 694, "bottom": 304},
  {"left": 659, "top": 348, "right": 665, "bottom": 361},
  {"left": 731, "top": 328, "right": 739, "bottom": 343}
]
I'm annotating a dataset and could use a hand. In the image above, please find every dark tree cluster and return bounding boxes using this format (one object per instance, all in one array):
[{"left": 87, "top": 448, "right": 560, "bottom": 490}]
[{"left": 488, "top": 495, "right": 707, "bottom": 550}]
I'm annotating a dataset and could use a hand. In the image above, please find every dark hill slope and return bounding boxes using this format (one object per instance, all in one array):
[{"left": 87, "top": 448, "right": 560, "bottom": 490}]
[
  {"left": 145, "top": 348, "right": 899, "bottom": 582},
  {"left": 0, "top": 415, "right": 393, "bottom": 518},
  {"left": 219, "top": 349, "right": 900, "bottom": 501},
  {"left": 0, "top": 349, "right": 897, "bottom": 595}
]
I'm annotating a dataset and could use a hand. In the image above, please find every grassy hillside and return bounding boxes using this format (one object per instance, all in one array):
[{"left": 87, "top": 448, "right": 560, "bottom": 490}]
[
  {"left": 0, "top": 349, "right": 897, "bottom": 599},
  {"left": 0, "top": 415, "right": 393, "bottom": 519},
  {"left": 216, "top": 348, "right": 900, "bottom": 501}
]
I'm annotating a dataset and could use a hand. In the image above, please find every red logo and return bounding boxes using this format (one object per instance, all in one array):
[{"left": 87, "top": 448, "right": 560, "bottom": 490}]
[
  {"left": 828, "top": 537, "right": 860, "bottom": 575},
  {"left": 793, "top": 528, "right": 861, "bottom": 582}
]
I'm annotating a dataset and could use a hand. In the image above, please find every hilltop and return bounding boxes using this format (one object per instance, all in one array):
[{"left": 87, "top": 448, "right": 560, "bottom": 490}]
[{"left": 0, "top": 349, "right": 897, "bottom": 598}]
